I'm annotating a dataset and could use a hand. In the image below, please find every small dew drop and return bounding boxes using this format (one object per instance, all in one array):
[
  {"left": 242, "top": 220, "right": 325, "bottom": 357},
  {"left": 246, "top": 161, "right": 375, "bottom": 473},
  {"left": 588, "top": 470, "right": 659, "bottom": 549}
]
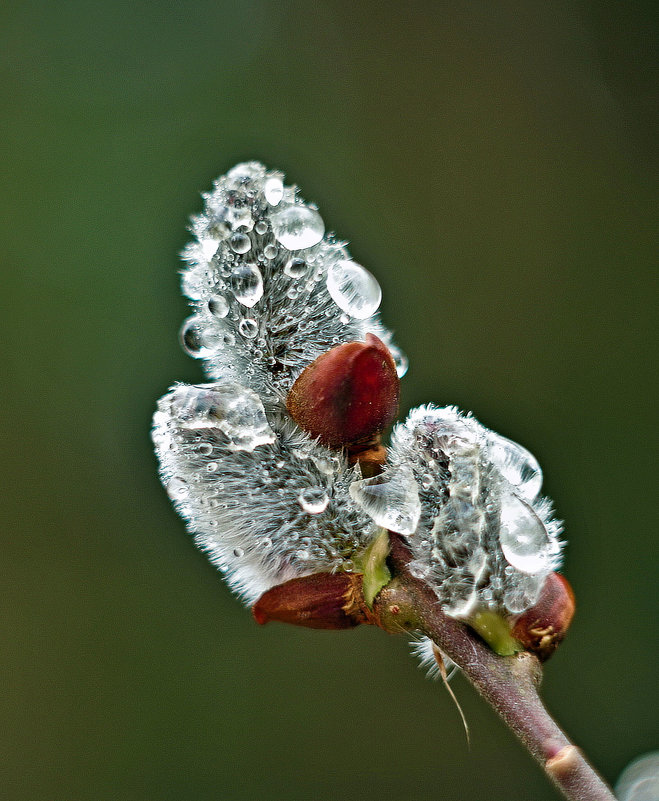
[
  {"left": 208, "top": 295, "right": 229, "bottom": 319},
  {"left": 233, "top": 547, "right": 245, "bottom": 558},
  {"left": 326, "top": 259, "right": 382, "bottom": 319},
  {"left": 206, "top": 461, "right": 218, "bottom": 473},
  {"left": 264, "top": 175, "right": 284, "bottom": 206},
  {"left": 239, "top": 318, "right": 259, "bottom": 338},
  {"left": 229, "top": 232, "right": 251, "bottom": 254},
  {"left": 197, "top": 443, "right": 213, "bottom": 456},
  {"left": 263, "top": 243, "right": 278, "bottom": 260},
  {"left": 255, "top": 220, "right": 268, "bottom": 235},
  {"left": 298, "top": 487, "right": 330, "bottom": 514},
  {"left": 388, "top": 345, "right": 409, "bottom": 378},
  {"left": 230, "top": 263, "right": 263, "bottom": 307},
  {"left": 270, "top": 205, "right": 325, "bottom": 250},
  {"left": 284, "top": 257, "right": 308, "bottom": 278}
]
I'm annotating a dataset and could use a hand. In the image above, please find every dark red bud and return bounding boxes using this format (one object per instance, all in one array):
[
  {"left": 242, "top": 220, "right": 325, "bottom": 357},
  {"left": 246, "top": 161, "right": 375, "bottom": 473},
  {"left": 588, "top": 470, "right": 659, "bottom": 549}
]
[
  {"left": 511, "top": 572, "right": 576, "bottom": 661},
  {"left": 252, "top": 572, "right": 367, "bottom": 630},
  {"left": 286, "top": 334, "right": 400, "bottom": 451}
]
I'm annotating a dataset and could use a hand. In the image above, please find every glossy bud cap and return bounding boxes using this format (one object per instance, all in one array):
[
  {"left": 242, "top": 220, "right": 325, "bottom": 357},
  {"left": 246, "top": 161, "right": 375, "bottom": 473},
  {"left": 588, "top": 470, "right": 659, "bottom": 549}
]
[
  {"left": 511, "top": 572, "right": 576, "bottom": 661},
  {"left": 286, "top": 334, "right": 400, "bottom": 450},
  {"left": 252, "top": 572, "right": 366, "bottom": 629}
]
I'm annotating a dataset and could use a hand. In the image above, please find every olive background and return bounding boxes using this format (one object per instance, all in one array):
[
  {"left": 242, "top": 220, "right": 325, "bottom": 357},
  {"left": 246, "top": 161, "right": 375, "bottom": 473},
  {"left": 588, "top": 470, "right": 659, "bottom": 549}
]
[{"left": 2, "top": 2, "right": 656, "bottom": 800}]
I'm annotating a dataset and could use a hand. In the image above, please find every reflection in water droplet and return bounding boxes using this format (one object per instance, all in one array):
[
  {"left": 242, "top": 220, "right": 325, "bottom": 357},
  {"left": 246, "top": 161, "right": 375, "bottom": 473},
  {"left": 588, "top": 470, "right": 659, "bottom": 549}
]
[
  {"left": 284, "top": 257, "right": 308, "bottom": 278},
  {"left": 298, "top": 487, "right": 330, "bottom": 514},
  {"left": 208, "top": 295, "right": 229, "bottom": 318},
  {"left": 349, "top": 464, "right": 421, "bottom": 535},
  {"left": 263, "top": 243, "right": 278, "bottom": 259},
  {"left": 499, "top": 494, "right": 551, "bottom": 573},
  {"left": 239, "top": 318, "right": 259, "bottom": 338},
  {"left": 230, "top": 263, "right": 263, "bottom": 307},
  {"left": 326, "top": 259, "right": 382, "bottom": 319},
  {"left": 487, "top": 433, "right": 542, "bottom": 501},
  {"left": 230, "top": 232, "right": 251, "bottom": 254},
  {"left": 270, "top": 205, "right": 325, "bottom": 250}
]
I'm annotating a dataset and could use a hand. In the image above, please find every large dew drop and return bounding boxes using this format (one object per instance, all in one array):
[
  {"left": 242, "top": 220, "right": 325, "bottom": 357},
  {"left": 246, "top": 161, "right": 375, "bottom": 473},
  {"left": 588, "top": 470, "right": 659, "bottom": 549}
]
[
  {"left": 326, "top": 260, "right": 382, "bottom": 320},
  {"left": 499, "top": 493, "right": 552, "bottom": 574},
  {"left": 168, "top": 382, "right": 276, "bottom": 452},
  {"left": 486, "top": 433, "right": 543, "bottom": 501},
  {"left": 230, "top": 263, "right": 263, "bottom": 307},
  {"left": 179, "top": 315, "right": 224, "bottom": 358},
  {"left": 270, "top": 205, "right": 325, "bottom": 250},
  {"left": 487, "top": 431, "right": 542, "bottom": 501},
  {"left": 349, "top": 464, "right": 421, "bottom": 535}
]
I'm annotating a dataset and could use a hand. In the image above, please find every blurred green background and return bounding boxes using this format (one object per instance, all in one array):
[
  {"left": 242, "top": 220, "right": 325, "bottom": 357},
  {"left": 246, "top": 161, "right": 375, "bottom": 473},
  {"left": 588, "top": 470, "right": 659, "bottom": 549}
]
[{"left": 2, "top": 2, "right": 656, "bottom": 799}]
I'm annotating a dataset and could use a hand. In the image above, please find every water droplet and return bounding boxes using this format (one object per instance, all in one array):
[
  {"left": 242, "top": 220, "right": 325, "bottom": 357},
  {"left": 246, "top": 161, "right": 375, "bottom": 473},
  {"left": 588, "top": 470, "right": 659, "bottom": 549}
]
[
  {"left": 326, "top": 259, "right": 382, "bottom": 319},
  {"left": 296, "top": 549, "right": 310, "bottom": 561},
  {"left": 349, "top": 464, "right": 421, "bottom": 535},
  {"left": 233, "top": 547, "right": 245, "bottom": 558},
  {"left": 168, "top": 382, "right": 276, "bottom": 452},
  {"left": 264, "top": 175, "right": 284, "bottom": 206},
  {"left": 197, "top": 442, "right": 213, "bottom": 456},
  {"left": 284, "top": 257, "right": 308, "bottom": 278},
  {"left": 229, "top": 232, "right": 251, "bottom": 254},
  {"left": 486, "top": 433, "right": 542, "bottom": 501},
  {"left": 206, "top": 461, "right": 218, "bottom": 473},
  {"left": 298, "top": 487, "right": 330, "bottom": 514},
  {"left": 263, "top": 243, "right": 278, "bottom": 259},
  {"left": 270, "top": 205, "right": 324, "bottom": 250},
  {"left": 230, "top": 263, "right": 263, "bottom": 307},
  {"left": 261, "top": 537, "right": 273, "bottom": 549},
  {"left": 239, "top": 318, "right": 258, "bottom": 338},
  {"left": 388, "top": 344, "right": 409, "bottom": 378},
  {"left": 615, "top": 752, "right": 659, "bottom": 801},
  {"left": 499, "top": 494, "right": 552, "bottom": 573},
  {"left": 208, "top": 295, "right": 229, "bottom": 318},
  {"left": 179, "top": 316, "right": 224, "bottom": 358}
]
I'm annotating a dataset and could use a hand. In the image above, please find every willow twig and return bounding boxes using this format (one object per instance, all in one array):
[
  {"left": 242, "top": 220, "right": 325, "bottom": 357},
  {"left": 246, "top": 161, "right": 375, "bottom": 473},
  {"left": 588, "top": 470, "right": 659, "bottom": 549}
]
[{"left": 369, "top": 536, "right": 615, "bottom": 801}]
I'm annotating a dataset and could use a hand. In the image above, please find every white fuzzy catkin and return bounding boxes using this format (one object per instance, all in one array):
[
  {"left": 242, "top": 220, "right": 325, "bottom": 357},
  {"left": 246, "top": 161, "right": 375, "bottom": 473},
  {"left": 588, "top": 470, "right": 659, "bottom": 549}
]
[{"left": 153, "top": 162, "right": 564, "bottom": 627}]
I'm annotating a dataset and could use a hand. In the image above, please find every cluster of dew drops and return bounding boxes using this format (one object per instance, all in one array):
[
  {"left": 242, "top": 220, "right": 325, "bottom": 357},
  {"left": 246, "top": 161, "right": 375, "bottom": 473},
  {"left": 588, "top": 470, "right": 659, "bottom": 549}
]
[{"left": 176, "top": 161, "right": 408, "bottom": 395}]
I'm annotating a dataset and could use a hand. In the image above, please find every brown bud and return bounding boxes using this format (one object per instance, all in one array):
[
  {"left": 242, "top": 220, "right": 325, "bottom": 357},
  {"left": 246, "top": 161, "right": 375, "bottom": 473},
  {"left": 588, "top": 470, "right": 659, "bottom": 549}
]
[
  {"left": 286, "top": 334, "right": 400, "bottom": 451},
  {"left": 511, "top": 572, "right": 576, "bottom": 661},
  {"left": 252, "top": 572, "right": 367, "bottom": 630}
]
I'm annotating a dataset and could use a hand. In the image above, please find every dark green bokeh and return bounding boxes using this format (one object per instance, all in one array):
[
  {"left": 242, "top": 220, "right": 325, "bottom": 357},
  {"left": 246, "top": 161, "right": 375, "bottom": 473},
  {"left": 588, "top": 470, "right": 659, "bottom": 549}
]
[{"left": 2, "top": 2, "right": 656, "bottom": 799}]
